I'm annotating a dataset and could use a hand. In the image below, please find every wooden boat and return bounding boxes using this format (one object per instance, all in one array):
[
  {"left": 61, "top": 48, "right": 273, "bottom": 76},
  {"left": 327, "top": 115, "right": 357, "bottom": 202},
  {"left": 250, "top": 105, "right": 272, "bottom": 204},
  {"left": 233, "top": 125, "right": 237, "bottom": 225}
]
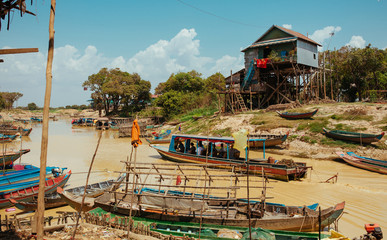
[
  {"left": 276, "top": 109, "right": 318, "bottom": 119},
  {"left": 92, "top": 191, "right": 344, "bottom": 232},
  {"left": 30, "top": 116, "right": 43, "bottom": 122},
  {"left": 347, "top": 152, "right": 387, "bottom": 166},
  {"left": 145, "top": 130, "right": 172, "bottom": 144},
  {"left": 86, "top": 207, "right": 332, "bottom": 240},
  {"left": 0, "top": 134, "right": 18, "bottom": 141},
  {"left": 323, "top": 128, "right": 384, "bottom": 144},
  {"left": 95, "top": 117, "right": 110, "bottom": 130},
  {"left": 248, "top": 132, "right": 289, "bottom": 148},
  {"left": 0, "top": 167, "right": 63, "bottom": 191},
  {"left": 145, "top": 138, "right": 170, "bottom": 144},
  {"left": 152, "top": 134, "right": 309, "bottom": 181},
  {"left": 0, "top": 127, "right": 32, "bottom": 136},
  {"left": 336, "top": 152, "right": 387, "bottom": 174},
  {"left": 71, "top": 117, "right": 95, "bottom": 127},
  {"left": 12, "top": 176, "right": 123, "bottom": 211},
  {"left": 0, "top": 149, "right": 30, "bottom": 168},
  {"left": 4, "top": 171, "right": 71, "bottom": 209}
]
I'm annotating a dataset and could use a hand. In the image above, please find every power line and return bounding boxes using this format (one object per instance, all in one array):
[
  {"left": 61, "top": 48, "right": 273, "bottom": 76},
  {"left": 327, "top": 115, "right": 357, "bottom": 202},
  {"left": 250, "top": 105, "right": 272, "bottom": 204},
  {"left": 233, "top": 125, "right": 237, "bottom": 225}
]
[{"left": 176, "top": 0, "right": 264, "bottom": 29}]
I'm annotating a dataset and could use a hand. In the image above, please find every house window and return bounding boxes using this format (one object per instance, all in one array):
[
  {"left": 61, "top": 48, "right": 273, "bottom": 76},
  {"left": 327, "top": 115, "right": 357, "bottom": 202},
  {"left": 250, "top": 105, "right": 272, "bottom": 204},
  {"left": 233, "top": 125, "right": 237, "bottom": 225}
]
[{"left": 313, "top": 54, "right": 316, "bottom": 59}]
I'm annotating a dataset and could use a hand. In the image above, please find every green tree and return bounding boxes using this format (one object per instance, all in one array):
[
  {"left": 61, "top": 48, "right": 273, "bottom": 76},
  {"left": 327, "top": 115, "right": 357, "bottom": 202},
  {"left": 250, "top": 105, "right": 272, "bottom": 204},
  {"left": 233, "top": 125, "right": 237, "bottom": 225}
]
[
  {"left": 83, "top": 68, "right": 151, "bottom": 115},
  {"left": 0, "top": 92, "right": 23, "bottom": 109},
  {"left": 27, "top": 102, "right": 38, "bottom": 110},
  {"left": 204, "top": 72, "right": 225, "bottom": 91}
]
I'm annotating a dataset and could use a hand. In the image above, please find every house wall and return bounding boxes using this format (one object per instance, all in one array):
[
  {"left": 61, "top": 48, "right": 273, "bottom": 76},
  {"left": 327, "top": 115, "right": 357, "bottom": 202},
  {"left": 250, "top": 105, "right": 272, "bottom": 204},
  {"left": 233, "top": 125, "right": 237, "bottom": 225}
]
[{"left": 297, "top": 40, "right": 318, "bottom": 68}]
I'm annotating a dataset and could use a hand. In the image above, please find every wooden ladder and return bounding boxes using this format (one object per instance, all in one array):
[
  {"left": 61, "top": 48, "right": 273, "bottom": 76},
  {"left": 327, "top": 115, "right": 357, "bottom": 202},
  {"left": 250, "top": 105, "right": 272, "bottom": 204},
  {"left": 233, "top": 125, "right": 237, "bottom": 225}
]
[{"left": 234, "top": 92, "right": 248, "bottom": 112}]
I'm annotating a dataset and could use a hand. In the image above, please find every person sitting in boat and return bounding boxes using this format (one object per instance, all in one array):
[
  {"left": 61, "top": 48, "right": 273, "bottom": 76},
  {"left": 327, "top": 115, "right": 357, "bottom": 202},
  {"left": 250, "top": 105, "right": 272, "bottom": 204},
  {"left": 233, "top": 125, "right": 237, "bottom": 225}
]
[
  {"left": 175, "top": 140, "right": 185, "bottom": 153},
  {"left": 198, "top": 141, "right": 206, "bottom": 155},
  {"left": 218, "top": 143, "right": 226, "bottom": 158},
  {"left": 229, "top": 144, "right": 240, "bottom": 159},
  {"left": 188, "top": 142, "right": 196, "bottom": 154},
  {"left": 210, "top": 143, "right": 218, "bottom": 157}
]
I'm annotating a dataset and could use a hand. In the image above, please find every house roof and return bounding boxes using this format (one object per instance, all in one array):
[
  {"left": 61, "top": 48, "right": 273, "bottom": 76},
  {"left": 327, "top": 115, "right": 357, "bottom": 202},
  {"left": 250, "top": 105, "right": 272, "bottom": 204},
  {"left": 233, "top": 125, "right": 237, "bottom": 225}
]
[
  {"left": 274, "top": 25, "right": 322, "bottom": 46},
  {"left": 242, "top": 25, "right": 322, "bottom": 52},
  {"left": 242, "top": 37, "right": 297, "bottom": 52}
]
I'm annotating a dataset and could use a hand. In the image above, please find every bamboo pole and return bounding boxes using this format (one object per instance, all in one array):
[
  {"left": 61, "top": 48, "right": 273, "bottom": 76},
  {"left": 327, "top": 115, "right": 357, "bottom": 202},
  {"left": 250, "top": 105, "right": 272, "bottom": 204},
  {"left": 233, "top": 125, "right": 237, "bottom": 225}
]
[
  {"left": 35, "top": 1, "right": 56, "bottom": 238},
  {"left": 72, "top": 131, "right": 102, "bottom": 239}
]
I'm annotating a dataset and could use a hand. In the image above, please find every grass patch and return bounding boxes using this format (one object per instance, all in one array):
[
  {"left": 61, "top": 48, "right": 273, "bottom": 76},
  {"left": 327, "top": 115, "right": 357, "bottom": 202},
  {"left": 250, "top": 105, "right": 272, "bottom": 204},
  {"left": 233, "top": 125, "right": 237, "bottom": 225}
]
[
  {"left": 300, "top": 135, "right": 318, "bottom": 144},
  {"left": 251, "top": 112, "right": 296, "bottom": 130},
  {"left": 211, "top": 127, "right": 232, "bottom": 137},
  {"left": 319, "top": 138, "right": 358, "bottom": 148},
  {"left": 288, "top": 135, "right": 298, "bottom": 141},
  {"left": 334, "top": 124, "right": 367, "bottom": 132},
  {"left": 296, "top": 119, "right": 329, "bottom": 133},
  {"left": 179, "top": 107, "right": 218, "bottom": 122},
  {"left": 330, "top": 108, "right": 373, "bottom": 121}
]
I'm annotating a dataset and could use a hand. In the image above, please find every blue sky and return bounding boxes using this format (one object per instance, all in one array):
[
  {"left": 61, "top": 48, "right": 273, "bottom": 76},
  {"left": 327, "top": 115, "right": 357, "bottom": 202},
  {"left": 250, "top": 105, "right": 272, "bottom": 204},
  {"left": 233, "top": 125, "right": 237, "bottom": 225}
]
[{"left": 1, "top": 0, "right": 386, "bottom": 107}]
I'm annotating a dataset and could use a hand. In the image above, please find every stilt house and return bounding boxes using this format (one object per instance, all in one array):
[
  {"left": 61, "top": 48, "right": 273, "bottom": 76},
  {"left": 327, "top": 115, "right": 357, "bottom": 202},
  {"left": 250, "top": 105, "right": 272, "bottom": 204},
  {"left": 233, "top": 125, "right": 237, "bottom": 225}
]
[{"left": 221, "top": 25, "right": 322, "bottom": 112}]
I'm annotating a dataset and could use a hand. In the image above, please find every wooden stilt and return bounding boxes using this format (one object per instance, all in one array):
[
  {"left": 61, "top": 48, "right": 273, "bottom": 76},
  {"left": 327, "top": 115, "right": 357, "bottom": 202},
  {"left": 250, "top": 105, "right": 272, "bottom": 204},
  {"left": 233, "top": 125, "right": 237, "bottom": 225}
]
[{"left": 35, "top": 1, "right": 56, "bottom": 238}]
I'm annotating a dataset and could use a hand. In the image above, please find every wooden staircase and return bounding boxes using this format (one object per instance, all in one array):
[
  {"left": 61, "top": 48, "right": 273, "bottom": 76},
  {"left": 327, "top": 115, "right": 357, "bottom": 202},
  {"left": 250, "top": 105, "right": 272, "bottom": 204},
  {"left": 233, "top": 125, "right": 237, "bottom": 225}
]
[{"left": 234, "top": 92, "right": 248, "bottom": 112}]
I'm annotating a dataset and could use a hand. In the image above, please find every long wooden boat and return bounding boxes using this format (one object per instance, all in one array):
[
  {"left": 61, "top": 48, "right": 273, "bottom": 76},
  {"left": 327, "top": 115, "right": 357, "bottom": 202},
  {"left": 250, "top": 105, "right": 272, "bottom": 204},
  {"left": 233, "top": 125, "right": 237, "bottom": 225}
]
[
  {"left": 0, "top": 134, "right": 18, "bottom": 141},
  {"left": 276, "top": 109, "right": 318, "bottom": 119},
  {"left": 0, "top": 167, "right": 63, "bottom": 192},
  {"left": 12, "top": 176, "right": 123, "bottom": 211},
  {"left": 151, "top": 134, "right": 309, "bottom": 181},
  {"left": 336, "top": 152, "right": 387, "bottom": 174},
  {"left": 248, "top": 132, "right": 289, "bottom": 148},
  {"left": 92, "top": 192, "right": 344, "bottom": 232},
  {"left": 87, "top": 207, "right": 333, "bottom": 240},
  {"left": 145, "top": 138, "right": 170, "bottom": 144},
  {"left": 323, "top": 128, "right": 384, "bottom": 144},
  {"left": 0, "top": 149, "right": 30, "bottom": 168},
  {"left": 4, "top": 171, "right": 71, "bottom": 209},
  {"left": 0, "top": 126, "right": 32, "bottom": 136},
  {"left": 346, "top": 152, "right": 387, "bottom": 166}
]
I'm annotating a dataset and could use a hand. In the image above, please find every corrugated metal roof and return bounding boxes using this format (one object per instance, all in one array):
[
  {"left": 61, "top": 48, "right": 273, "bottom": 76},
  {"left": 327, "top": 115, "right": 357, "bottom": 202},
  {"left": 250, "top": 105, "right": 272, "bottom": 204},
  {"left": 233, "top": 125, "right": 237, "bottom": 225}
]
[
  {"left": 275, "top": 25, "right": 322, "bottom": 46},
  {"left": 242, "top": 37, "right": 297, "bottom": 51}
]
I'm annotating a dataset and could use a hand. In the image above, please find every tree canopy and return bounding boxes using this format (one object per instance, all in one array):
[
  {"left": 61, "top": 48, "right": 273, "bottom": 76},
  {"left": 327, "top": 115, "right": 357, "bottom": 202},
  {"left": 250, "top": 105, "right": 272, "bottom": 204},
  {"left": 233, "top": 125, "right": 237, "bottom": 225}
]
[
  {"left": 0, "top": 92, "right": 23, "bottom": 109},
  {"left": 83, "top": 68, "right": 151, "bottom": 116}
]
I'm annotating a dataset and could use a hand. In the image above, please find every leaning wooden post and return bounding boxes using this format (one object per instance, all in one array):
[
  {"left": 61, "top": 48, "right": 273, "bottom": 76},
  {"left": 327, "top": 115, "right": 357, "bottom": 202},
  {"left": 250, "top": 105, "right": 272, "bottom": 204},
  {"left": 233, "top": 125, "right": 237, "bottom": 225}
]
[
  {"left": 127, "top": 119, "right": 142, "bottom": 238},
  {"left": 72, "top": 131, "right": 102, "bottom": 239},
  {"left": 35, "top": 1, "right": 56, "bottom": 239}
]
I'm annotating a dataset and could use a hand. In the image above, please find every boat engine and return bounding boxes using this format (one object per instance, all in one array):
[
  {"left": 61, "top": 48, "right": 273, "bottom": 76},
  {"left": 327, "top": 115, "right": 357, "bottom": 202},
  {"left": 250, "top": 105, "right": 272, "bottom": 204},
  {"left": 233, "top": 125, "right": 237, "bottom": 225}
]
[{"left": 361, "top": 224, "right": 383, "bottom": 240}]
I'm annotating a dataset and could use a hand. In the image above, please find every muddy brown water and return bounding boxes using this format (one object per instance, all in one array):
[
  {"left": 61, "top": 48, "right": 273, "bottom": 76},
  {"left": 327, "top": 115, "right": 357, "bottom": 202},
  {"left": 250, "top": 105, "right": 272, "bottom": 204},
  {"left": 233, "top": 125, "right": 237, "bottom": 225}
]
[{"left": 2, "top": 118, "right": 386, "bottom": 238}]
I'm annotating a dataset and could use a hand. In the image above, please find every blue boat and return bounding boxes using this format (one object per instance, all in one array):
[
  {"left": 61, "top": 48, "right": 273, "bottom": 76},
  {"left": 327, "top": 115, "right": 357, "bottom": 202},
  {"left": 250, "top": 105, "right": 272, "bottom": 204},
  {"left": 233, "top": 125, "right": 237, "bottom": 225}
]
[
  {"left": 0, "top": 167, "right": 66, "bottom": 188},
  {"left": 347, "top": 152, "right": 387, "bottom": 166},
  {"left": 0, "top": 134, "right": 19, "bottom": 141}
]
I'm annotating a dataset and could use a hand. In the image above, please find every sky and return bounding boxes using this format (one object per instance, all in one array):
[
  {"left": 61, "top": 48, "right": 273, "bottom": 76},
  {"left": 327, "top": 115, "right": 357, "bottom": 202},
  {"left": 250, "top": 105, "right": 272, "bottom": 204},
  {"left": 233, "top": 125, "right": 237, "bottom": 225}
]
[{"left": 1, "top": 0, "right": 386, "bottom": 107}]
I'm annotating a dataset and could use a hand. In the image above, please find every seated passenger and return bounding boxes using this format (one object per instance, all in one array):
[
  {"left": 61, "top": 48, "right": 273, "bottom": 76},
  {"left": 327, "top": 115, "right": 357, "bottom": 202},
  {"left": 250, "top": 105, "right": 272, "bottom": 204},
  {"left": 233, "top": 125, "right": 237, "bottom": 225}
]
[
  {"left": 189, "top": 143, "right": 196, "bottom": 154},
  {"left": 218, "top": 143, "right": 226, "bottom": 158},
  {"left": 198, "top": 141, "right": 205, "bottom": 155},
  {"left": 178, "top": 140, "right": 185, "bottom": 153}
]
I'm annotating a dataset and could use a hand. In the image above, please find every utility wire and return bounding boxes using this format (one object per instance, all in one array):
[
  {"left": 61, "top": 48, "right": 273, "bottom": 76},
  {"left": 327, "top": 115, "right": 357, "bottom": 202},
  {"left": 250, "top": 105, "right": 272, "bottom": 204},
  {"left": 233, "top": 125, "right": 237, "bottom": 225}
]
[{"left": 176, "top": 0, "right": 264, "bottom": 28}]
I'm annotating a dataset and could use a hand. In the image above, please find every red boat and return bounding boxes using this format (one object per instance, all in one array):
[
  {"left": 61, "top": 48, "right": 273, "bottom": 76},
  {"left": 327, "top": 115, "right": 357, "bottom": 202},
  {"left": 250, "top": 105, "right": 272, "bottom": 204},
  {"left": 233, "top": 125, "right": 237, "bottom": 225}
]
[{"left": 4, "top": 171, "right": 71, "bottom": 209}]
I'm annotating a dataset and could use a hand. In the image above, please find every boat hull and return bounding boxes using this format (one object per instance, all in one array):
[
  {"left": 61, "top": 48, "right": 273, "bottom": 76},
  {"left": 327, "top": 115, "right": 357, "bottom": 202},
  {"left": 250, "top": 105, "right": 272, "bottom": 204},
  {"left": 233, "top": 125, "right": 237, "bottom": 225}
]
[
  {"left": 154, "top": 147, "right": 307, "bottom": 181},
  {"left": 248, "top": 132, "right": 289, "bottom": 148},
  {"left": 324, "top": 128, "right": 384, "bottom": 144},
  {"left": 94, "top": 192, "right": 344, "bottom": 232},
  {"left": 277, "top": 109, "right": 318, "bottom": 120},
  {"left": 336, "top": 152, "right": 387, "bottom": 174}
]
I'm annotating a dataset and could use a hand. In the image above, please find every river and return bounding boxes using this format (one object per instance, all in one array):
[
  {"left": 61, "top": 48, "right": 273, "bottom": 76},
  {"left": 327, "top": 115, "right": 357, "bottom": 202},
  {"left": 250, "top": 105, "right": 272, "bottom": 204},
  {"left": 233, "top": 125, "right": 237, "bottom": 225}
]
[{"left": 3, "top": 118, "right": 386, "bottom": 238}]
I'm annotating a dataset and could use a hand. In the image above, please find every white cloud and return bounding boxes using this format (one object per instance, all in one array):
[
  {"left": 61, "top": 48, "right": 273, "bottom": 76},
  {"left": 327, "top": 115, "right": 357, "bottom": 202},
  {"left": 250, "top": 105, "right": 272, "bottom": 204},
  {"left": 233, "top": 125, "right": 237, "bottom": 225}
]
[
  {"left": 346, "top": 36, "right": 366, "bottom": 48},
  {"left": 309, "top": 26, "right": 342, "bottom": 50},
  {"left": 282, "top": 24, "right": 292, "bottom": 29},
  {"left": 0, "top": 28, "right": 243, "bottom": 107}
]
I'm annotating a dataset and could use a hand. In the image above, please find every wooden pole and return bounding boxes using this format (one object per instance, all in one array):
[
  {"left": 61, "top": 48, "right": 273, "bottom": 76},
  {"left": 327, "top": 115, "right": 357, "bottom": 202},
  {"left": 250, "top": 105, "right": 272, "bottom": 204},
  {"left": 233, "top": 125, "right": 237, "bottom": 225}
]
[
  {"left": 35, "top": 1, "right": 56, "bottom": 238},
  {"left": 323, "top": 52, "right": 326, "bottom": 99},
  {"left": 72, "top": 131, "right": 102, "bottom": 239}
]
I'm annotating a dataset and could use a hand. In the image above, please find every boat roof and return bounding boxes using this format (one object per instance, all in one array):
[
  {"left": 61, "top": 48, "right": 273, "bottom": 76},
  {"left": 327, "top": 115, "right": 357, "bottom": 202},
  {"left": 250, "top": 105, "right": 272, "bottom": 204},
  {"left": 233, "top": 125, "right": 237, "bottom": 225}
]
[{"left": 171, "top": 134, "right": 265, "bottom": 143}]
